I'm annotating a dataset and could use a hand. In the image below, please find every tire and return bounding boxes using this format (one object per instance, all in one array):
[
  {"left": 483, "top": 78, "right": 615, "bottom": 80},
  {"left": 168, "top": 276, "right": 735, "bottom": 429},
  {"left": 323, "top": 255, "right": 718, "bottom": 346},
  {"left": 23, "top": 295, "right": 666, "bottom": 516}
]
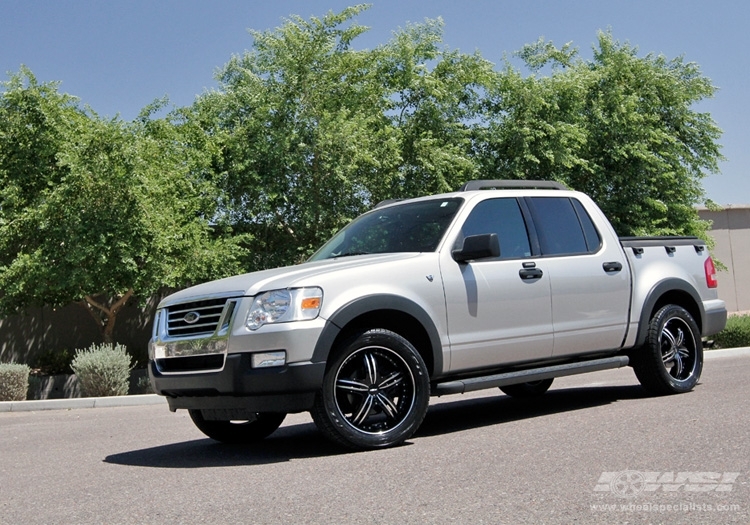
[
  {"left": 632, "top": 304, "right": 703, "bottom": 395},
  {"left": 311, "top": 328, "right": 430, "bottom": 450},
  {"left": 500, "top": 378, "right": 554, "bottom": 398},
  {"left": 188, "top": 410, "right": 286, "bottom": 444}
]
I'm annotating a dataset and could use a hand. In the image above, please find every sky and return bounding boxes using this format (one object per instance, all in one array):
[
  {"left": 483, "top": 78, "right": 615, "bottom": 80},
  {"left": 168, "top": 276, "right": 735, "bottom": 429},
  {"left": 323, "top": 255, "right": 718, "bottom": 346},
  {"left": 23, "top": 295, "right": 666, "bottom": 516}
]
[{"left": 1, "top": 0, "right": 747, "bottom": 205}]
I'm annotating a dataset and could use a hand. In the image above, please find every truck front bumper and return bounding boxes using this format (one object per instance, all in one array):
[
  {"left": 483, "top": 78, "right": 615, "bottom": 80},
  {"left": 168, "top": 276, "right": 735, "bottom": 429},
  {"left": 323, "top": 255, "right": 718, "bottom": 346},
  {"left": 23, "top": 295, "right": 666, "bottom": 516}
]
[{"left": 150, "top": 354, "right": 326, "bottom": 413}]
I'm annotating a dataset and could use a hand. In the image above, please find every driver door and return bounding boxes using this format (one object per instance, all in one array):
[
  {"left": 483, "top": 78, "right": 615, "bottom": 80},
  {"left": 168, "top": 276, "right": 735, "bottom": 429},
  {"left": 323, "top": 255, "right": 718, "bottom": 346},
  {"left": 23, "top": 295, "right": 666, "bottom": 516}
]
[{"left": 441, "top": 197, "right": 553, "bottom": 373}]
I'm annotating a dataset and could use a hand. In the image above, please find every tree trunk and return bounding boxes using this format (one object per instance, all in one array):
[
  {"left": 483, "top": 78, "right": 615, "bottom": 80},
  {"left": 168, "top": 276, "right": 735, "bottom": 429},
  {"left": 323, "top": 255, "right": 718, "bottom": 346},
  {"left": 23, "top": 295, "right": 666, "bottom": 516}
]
[{"left": 79, "top": 288, "right": 134, "bottom": 344}]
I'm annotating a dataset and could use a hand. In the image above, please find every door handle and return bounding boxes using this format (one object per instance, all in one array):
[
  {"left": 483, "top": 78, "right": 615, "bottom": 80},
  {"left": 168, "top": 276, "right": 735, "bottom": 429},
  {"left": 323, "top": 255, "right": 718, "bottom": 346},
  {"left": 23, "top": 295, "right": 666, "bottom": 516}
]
[
  {"left": 519, "top": 268, "right": 543, "bottom": 280},
  {"left": 603, "top": 261, "right": 623, "bottom": 273}
]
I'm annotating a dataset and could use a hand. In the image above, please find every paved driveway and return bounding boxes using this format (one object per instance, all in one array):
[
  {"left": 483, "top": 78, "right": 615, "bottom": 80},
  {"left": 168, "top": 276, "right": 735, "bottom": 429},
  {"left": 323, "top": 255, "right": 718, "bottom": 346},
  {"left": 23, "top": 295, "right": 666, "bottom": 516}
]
[{"left": 1, "top": 350, "right": 748, "bottom": 524}]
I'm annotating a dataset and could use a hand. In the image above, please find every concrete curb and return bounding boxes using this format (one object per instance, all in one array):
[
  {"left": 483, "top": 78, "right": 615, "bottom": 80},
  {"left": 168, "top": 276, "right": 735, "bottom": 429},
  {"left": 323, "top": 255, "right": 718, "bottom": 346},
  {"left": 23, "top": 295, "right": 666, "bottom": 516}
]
[
  {"left": 0, "top": 394, "right": 166, "bottom": 413},
  {"left": 704, "top": 346, "right": 750, "bottom": 359},
  {"left": 1, "top": 348, "right": 748, "bottom": 413}
]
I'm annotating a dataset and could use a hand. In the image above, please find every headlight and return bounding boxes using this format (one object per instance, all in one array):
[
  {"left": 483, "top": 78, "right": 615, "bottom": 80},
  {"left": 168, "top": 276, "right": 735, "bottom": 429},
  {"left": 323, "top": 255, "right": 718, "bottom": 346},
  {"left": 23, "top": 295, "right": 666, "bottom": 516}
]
[{"left": 246, "top": 287, "right": 323, "bottom": 330}]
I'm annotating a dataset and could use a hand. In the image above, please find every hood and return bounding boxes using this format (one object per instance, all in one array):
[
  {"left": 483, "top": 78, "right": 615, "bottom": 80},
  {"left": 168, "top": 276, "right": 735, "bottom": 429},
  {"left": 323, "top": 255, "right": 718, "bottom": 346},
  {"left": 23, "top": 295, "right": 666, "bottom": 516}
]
[{"left": 158, "top": 253, "right": 423, "bottom": 308}]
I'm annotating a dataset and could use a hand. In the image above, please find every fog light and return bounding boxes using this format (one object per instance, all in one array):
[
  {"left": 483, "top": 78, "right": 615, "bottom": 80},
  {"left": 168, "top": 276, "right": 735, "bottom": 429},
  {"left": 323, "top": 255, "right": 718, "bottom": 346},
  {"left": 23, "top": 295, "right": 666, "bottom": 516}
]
[{"left": 251, "top": 351, "right": 286, "bottom": 368}]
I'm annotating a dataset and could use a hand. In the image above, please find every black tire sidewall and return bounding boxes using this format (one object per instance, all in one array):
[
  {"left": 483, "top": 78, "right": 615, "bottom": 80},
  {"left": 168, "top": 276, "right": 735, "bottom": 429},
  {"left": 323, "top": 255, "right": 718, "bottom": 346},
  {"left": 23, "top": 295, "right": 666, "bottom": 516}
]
[
  {"left": 316, "top": 329, "right": 430, "bottom": 449},
  {"left": 638, "top": 305, "right": 703, "bottom": 394},
  {"left": 500, "top": 378, "right": 554, "bottom": 398},
  {"left": 188, "top": 410, "right": 286, "bottom": 444}
]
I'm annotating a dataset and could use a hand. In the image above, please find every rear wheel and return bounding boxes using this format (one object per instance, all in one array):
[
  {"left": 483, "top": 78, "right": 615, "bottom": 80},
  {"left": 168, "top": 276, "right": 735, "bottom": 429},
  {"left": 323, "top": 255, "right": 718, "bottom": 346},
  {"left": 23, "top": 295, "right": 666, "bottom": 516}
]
[
  {"left": 500, "top": 378, "right": 554, "bottom": 398},
  {"left": 188, "top": 410, "right": 286, "bottom": 444},
  {"left": 632, "top": 304, "right": 703, "bottom": 395},
  {"left": 311, "top": 329, "right": 430, "bottom": 450}
]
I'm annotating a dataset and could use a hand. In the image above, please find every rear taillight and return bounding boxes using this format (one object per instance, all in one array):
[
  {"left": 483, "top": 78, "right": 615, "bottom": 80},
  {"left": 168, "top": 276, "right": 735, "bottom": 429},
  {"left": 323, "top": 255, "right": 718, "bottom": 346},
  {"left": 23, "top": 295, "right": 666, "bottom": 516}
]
[{"left": 705, "top": 256, "right": 718, "bottom": 288}]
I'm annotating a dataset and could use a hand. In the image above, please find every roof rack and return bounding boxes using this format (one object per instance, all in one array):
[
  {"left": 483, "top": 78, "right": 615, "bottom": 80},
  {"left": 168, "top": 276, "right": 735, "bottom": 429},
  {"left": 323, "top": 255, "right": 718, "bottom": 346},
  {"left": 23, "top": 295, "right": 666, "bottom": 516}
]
[
  {"left": 458, "top": 179, "right": 567, "bottom": 191},
  {"left": 373, "top": 198, "right": 405, "bottom": 209}
]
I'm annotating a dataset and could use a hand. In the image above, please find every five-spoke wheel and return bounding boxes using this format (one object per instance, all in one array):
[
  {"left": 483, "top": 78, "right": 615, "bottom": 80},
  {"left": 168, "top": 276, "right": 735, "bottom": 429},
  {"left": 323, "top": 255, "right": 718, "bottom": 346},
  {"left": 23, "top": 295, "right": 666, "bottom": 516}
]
[
  {"left": 312, "top": 329, "right": 430, "bottom": 449},
  {"left": 632, "top": 304, "right": 703, "bottom": 395}
]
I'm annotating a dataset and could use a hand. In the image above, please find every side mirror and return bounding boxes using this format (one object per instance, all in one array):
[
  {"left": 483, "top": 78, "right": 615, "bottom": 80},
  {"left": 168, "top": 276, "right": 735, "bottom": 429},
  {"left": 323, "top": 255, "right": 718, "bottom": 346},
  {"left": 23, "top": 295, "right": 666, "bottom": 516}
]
[{"left": 452, "top": 233, "right": 500, "bottom": 263}]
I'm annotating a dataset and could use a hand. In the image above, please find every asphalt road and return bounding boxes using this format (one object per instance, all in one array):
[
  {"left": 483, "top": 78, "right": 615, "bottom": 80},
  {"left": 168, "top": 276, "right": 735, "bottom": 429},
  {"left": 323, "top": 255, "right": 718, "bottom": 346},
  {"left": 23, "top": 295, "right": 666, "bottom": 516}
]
[{"left": 1, "top": 350, "right": 748, "bottom": 525}]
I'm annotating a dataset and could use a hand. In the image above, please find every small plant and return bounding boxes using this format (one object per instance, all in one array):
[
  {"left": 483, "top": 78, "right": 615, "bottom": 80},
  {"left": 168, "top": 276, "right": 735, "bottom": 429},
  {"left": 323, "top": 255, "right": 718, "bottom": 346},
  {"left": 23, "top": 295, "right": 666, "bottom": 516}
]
[
  {"left": 712, "top": 315, "right": 750, "bottom": 349},
  {"left": 31, "top": 348, "right": 75, "bottom": 375},
  {"left": 27, "top": 375, "right": 42, "bottom": 400},
  {"left": 0, "top": 363, "right": 31, "bottom": 401},
  {"left": 71, "top": 343, "right": 134, "bottom": 397},
  {"left": 135, "top": 375, "right": 155, "bottom": 394}
]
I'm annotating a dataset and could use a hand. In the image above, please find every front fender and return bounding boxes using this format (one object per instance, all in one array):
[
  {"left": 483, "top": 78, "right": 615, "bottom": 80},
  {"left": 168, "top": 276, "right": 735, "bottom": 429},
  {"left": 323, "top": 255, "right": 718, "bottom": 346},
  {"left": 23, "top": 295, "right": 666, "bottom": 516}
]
[{"left": 311, "top": 294, "right": 444, "bottom": 376}]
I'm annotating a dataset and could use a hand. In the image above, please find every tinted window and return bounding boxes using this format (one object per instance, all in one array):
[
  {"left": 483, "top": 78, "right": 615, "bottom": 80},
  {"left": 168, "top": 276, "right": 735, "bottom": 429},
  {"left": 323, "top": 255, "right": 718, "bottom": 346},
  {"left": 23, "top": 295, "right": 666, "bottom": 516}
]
[
  {"left": 529, "top": 197, "right": 598, "bottom": 256},
  {"left": 456, "top": 198, "right": 531, "bottom": 259},
  {"left": 572, "top": 199, "right": 602, "bottom": 252},
  {"left": 309, "top": 198, "right": 463, "bottom": 260}
]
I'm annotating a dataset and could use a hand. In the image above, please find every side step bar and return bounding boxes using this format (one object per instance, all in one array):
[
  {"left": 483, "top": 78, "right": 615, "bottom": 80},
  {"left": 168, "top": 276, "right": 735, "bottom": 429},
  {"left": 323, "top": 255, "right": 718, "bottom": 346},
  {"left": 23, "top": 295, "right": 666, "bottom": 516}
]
[{"left": 432, "top": 356, "right": 630, "bottom": 396}]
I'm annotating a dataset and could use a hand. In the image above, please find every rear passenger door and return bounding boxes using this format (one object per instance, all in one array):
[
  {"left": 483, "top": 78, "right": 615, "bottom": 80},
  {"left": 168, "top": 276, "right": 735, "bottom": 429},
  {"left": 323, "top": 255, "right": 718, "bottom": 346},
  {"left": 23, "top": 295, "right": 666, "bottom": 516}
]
[{"left": 526, "top": 196, "right": 631, "bottom": 357}]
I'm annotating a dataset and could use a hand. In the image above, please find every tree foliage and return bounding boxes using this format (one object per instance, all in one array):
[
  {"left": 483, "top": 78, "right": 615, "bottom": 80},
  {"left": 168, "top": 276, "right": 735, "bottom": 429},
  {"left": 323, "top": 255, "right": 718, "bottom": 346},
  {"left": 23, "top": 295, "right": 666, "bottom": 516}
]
[
  {"left": 0, "top": 69, "right": 246, "bottom": 342},
  {"left": 191, "top": 5, "right": 495, "bottom": 269},
  {"left": 194, "top": 9, "right": 722, "bottom": 269},
  {"left": 475, "top": 31, "right": 723, "bottom": 238},
  {"left": 0, "top": 8, "right": 726, "bottom": 349}
]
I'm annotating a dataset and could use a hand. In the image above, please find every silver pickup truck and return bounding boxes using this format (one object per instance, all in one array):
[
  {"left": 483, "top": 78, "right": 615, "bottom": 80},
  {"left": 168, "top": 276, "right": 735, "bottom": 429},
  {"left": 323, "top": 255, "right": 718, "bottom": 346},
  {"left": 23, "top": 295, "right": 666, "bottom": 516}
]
[{"left": 149, "top": 180, "right": 727, "bottom": 449}]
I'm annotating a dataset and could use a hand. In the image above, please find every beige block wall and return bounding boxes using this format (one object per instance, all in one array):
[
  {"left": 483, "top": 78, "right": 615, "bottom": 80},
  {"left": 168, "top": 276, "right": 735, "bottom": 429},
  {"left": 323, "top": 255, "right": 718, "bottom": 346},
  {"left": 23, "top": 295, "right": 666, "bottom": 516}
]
[{"left": 699, "top": 206, "right": 750, "bottom": 314}]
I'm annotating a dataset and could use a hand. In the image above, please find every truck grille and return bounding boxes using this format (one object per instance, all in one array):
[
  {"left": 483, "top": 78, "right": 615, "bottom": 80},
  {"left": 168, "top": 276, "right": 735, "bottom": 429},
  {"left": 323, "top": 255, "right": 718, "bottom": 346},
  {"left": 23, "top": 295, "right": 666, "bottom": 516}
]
[{"left": 166, "top": 298, "right": 230, "bottom": 337}]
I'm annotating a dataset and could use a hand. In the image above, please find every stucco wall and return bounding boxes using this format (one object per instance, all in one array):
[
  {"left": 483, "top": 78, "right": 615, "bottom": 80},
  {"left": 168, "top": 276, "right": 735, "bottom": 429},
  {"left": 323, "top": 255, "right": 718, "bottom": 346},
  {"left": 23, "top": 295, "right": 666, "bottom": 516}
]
[{"left": 699, "top": 206, "right": 750, "bottom": 314}]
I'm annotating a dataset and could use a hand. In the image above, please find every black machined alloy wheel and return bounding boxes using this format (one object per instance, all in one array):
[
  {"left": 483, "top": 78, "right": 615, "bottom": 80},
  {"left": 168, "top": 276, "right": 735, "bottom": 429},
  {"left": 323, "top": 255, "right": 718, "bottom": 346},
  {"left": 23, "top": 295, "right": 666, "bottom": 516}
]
[
  {"left": 632, "top": 304, "right": 703, "bottom": 395},
  {"left": 660, "top": 316, "right": 699, "bottom": 381},
  {"left": 312, "top": 329, "right": 430, "bottom": 450},
  {"left": 336, "top": 347, "right": 416, "bottom": 434},
  {"left": 188, "top": 410, "right": 286, "bottom": 444}
]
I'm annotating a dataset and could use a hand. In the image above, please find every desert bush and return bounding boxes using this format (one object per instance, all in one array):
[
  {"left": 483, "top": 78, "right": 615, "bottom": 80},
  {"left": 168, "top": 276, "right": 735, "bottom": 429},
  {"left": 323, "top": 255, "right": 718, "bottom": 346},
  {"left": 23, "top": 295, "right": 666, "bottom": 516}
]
[
  {"left": 31, "top": 348, "right": 75, "bottom": 375},
  {"left": 712, "top": 315, "right": 750, "bottom": 349},
  {"left": 70, "top": 343, "right": 134, "bottom": 397},
  {"left": 135, "top": 375, "right": 155, "bottom": 394},
  {"left": 0, "top": 363, "right": 31, "bottom": 401}
]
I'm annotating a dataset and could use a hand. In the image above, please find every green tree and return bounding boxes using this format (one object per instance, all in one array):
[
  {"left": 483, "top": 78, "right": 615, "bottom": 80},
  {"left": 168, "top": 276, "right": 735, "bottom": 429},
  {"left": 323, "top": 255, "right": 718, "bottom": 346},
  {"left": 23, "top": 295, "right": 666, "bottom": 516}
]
[
  {"left": 0, "top": 69, "right": 246, "bottom": 343},
  {"left": 377, "top": 17, "right": 495, "bottom": 198},
  {"left": 191, "top": 5, "right": 495, "bottom": 269},
  {"left": 194, "top": 5, "right": 398, "bottom": 269},
  {"left": 475, "top": 31, "right": 723, "bottom": 239}
]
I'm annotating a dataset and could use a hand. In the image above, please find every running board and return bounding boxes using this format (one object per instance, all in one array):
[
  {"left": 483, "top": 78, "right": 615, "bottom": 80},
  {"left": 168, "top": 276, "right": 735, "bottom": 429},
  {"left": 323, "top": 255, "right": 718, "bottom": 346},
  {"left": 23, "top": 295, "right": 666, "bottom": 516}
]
[{"left": 432, "top": 355, "right": 630, "bottom": 396}]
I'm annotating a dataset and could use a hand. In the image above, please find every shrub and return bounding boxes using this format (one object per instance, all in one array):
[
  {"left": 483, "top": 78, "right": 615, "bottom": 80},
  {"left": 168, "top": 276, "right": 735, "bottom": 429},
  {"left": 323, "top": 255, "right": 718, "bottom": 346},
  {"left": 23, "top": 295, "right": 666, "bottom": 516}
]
[
  {"left": 712, "top": 315, "right": 750, "bottom": 349},
  {"left": 71, "top": 343, "right": 134, "bottom": 397},
  {"left": 27, "top": 375, "right": 42, "bottom": 400},
  {"left": 0, "top": 363, "right": 31, "bottom": 401},
  {"left": 31, "top": 348, "right": 74, "bottom": 375},
  {"left": 135, "top": 375, "right": 155, "bottom": 395}
]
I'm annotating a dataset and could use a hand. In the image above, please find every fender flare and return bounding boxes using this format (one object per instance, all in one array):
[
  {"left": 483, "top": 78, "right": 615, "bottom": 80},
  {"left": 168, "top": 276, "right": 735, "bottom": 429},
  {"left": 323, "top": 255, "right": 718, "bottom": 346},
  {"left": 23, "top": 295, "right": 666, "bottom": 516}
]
[
  {"left": 311, "top": 294, "right": 444, "bottom": 375},
  {"left": 634, "top": 278, "right": 705, "bottom": 347}
]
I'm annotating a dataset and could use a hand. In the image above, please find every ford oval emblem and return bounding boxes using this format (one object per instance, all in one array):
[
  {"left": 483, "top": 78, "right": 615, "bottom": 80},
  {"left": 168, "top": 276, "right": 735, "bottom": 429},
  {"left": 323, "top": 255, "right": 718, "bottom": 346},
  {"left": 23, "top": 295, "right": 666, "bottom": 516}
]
[{"left": 183, "top": 311, "right": 201, "bottom": 324}]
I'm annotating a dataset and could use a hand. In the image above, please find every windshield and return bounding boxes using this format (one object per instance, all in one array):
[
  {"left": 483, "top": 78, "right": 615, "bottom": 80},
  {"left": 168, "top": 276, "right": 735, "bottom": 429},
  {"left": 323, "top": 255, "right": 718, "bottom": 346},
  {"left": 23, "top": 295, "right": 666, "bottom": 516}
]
[{"left": 309, "top": 198, "right": 463, "bottom": 261}]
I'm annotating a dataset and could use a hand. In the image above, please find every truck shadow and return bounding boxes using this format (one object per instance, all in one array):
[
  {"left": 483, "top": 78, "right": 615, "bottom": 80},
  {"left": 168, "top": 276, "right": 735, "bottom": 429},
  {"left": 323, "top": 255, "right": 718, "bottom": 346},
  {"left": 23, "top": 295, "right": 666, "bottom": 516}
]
[
  {"left": 104, "top": 384, "right": 648, "bottom": 468},
  {"left": 104, "top": 422, "right": 343, "bottom": 468},
  {"left": 417, "top": 384, "right": 648, "bottom": 437}
]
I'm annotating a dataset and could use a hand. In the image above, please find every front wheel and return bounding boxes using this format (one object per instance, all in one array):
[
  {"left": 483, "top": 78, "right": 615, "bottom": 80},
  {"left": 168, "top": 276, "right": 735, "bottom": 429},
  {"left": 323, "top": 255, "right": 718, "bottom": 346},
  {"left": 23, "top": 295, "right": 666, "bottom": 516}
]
[
  {"left": 188, "top": 410, "right": 286, "bottom": 444},
  {"left": 632, "top": 304, "right": 703, "bottom": 395},
  {"left": 311, "top": 329, "right": 430, "bottom": 450}
]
